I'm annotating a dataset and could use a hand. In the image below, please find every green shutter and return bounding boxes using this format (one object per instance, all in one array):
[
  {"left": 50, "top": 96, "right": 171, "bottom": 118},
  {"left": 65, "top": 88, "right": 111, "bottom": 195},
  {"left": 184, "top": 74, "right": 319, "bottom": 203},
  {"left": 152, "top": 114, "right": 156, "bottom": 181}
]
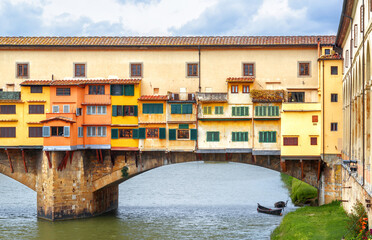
[
  {"left": 232, "top": 107, "right": 236, "bottom": 116},
  {"left": 112, "top": 105, "right": 118, "bottom": 116},
  {"left": 263, "top": 106, "right": 267, "bottom": 116},
  {"left": 139, "top": 128, "right": 146, "bottom": 139},
  {"left": 268, "top": 106, "right": 272, "bottom": 116},
  {"left": 118, "top": 106, "right": 124, "bottom": 116},
  {"left": 203, "top": 106, "right": 208, "bottom": 114},
  {"left": 216, "top": 132, "right": 220, "bottom": 141},
  {"left": 143, "top": 104, "right": 163, "bottom": 114},
  {"left": 207, "top": 132, "right": 211, "bottom": 141},
  {"left": 244, "top": 107, "right": 249, "bottom": 116},
  {"left": 133, "top": 129, "right": 139, "bottom": 139},
  {"left": 232, "top": 132, "right": 236, "bottom": 141},
  {"left": 124, "top": 85, "right": 134, "bottom": 96},
  {"left": 208, "top": 107, "right": 211, "bottom": 114},
  {"left": 171, "top": 104, "right": 180, "bottom": 114},
  {"left": 244, "top": 132, "right": 248, "bottom": 141},
  {"left": 159, "top": 128, "right": 166, "bottom": 139},
  {"left": 182, "top": 104, "right": 192, "bottom": 114},
  {"left": 275, "top": 106, "right": 279, "bottom": 116},
  {"left": 111, "top": 129, "right": 119, "bottom": 139},
  {"left": 259, "top": 132, "right": 263, "bottom": 142},
  {"left": 179, "top": 124, "right": 189, "bottom": 129},
  {"left": 190, "top": 129, "right": 197, "bottom": 140},
  {"left": 169, "top": 129, "right": 177, "bottom": 140},
  {"left": 255, "top": 106, "right": 258, "bottom": 116},
  {"left": 272, "top": 131, "right": 277, "bottom": 143},
  {"left": 134, "top": 105, "right": 138, "bottom": 116}
]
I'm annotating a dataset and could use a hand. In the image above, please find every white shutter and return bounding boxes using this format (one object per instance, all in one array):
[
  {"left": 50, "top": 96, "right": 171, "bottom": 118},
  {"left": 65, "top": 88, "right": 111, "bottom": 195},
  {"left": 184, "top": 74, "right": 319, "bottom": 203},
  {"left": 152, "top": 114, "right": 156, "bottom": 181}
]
[
  {"left": 42, "top": 126, "right": 50, "bottom": 137},
  {"left": 63, "top": 105, "right": 70, "bottom": 113},
  {"left": 64, "top": 126, "right": 70, "bottom": 137},
  {"left": 52, "top": 105, "right": 59, "bottom": 113}
]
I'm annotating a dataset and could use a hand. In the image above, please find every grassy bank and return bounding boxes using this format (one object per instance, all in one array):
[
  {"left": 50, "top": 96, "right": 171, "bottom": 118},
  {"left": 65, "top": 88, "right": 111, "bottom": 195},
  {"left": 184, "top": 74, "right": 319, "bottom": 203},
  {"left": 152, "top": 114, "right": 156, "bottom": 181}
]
[
  {"left": 271, "top": 201, "right": 349, "bottom": 240},
  {"left": 280, "top": 173, "right": 318, "bottom": 205}
]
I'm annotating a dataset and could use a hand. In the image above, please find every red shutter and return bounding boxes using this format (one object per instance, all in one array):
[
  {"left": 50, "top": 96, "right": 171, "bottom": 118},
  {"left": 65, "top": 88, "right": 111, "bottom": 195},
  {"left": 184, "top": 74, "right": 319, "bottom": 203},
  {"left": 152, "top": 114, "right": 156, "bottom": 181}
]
[
  {"left": 283, "top": 137, "right": 298, "bottom": 146},
  {"left": 312, "top": 115, "right": 318, "bottom": 123}
]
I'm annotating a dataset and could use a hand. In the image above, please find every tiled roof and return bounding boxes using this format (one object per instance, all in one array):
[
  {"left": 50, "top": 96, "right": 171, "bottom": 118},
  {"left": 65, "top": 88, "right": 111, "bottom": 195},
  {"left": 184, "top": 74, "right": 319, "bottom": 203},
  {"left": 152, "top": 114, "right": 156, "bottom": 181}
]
[
  {"left": 20, "top": 79, "right": 141, "bottom": 86},
  {"left": 138, "top": 95, "right": 168, "bottom": 101},
  {"left": 40, "top": 116, "right": 76, "bottom": 123},
  {"left": 0, "top": 119, "right": 18, "bottom": 122},
  {"left": 226, "top": 77, "right": 255, "bottom": 83},
  {"left": 0, "top": 100, "right": 23, "bottom": 103},
  {"left": 0, "top": 36, "right": 336, "bottom": 47}
]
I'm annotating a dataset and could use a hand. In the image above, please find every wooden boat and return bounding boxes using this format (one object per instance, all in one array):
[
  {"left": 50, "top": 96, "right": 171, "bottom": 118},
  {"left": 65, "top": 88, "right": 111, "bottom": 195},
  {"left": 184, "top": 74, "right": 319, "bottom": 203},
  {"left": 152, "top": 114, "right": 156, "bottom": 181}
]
[
  {"left": 274, "top": 201, "right": 288, "bottom": 208},
  {"left": 257, "top": 203, "right": 282, "bottom": 216}
]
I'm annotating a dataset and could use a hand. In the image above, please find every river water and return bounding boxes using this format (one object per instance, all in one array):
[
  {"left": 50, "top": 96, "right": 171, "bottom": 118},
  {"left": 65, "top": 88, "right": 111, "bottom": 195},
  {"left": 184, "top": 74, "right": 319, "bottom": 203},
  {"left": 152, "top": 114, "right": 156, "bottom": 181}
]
[{"left": 0, "top": 161, "right": 295, "bottom": 240}]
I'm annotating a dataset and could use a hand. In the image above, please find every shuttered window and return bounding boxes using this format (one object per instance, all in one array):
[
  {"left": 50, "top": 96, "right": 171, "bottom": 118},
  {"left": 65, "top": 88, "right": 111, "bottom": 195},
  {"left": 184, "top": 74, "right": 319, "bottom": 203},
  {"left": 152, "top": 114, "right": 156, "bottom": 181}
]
[
  {"left": 63, "top": 105, "right": 70, "bottom": 113},
  {"left": 42, "top": 126, "right": 50, "bottom": 137},
  {"left": 0, "top": 127, "right": 16, "bottom": 138},
  {"left": 124, "top": 85, "right": 135, "bottom": 96},
  {"left": 203, "top": 106, "right": 212, "bottom": 115},
  {"left": 30, "top": 86, "right": 42, "bottom": 93},
  {"left": 146, "top": 128, "right": 159, "bottom": 138},
  {"left": 56, "top": 88, "right": 70, "bottom": 96},
  {"left": 190, "top": 129, "right": 197, "bottom": 140},
  {"left": 143, "top": 103, "right": 163, "bottom": 114},
  {"left": 215, "top": 106, "right": 224, "bottom": 115},
  {"left": 133, "top": 129, "right": 139, "bottom": 139},
  {"left": 169, "top": 129, "right": 177, "bottom": 140},
  {"left": 171, "top": 104, "right": 192, "bottom": 114},
  {"left": 232, "top": 106, "right": 249, "bottom": 116},
  {"left": 29, "top": 127, "right": 42, "bottom": 137},
  {"left": 206, "top": 131, "right": 219, "bottom": 142},
  {"left": 232, "top": 132, "right": 248, "bottom": 142},
  {"left": 159, "top": 128, "right": 166, "bottom": 139},
  {"left": 78, "top": 127, "right": 83, "bottom": 138},
  {"left": 259, "top": 131, "right": 277, "bottom": 143},
  {"left": 29, "top": 105, "right": 44, "bottom": 114},
  {"left": 312, "top": 115, "right": 318, "bottom": 123},
  {"left": 89, "top": 85, "right": 105, "bottom": 95},
  {"left": 138, "top": 128, "right": 146, "bottom": 139},
  {"left": 283, "top": 137, "right": 298, "bottom": 146},
  {"left": 0, "top": 105, "right": 16, "bottom": 114},
  {"left": 311, "top": 137, "right": 317, "bottom": 145},
  {"left": 111, "top": 85, "right": 124, "bottom": 95},
  {"left": 255, "top": 106, "right": 279, "bottom": 116}
]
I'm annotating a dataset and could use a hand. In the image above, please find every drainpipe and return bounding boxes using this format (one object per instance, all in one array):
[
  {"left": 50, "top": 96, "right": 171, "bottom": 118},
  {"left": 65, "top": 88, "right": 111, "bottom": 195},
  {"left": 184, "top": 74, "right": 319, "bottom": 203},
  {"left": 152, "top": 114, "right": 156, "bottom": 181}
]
[
  {"left": 322, "top": 58, "right": 325, "bottom": 161},
  {"left": 348, "top": 14, "right": 354, "bottom": 162},
  {"left": 362, "top": 2, "right": 365, "bottom": 186},
  {"left": 198, "top": 46, "right": 201, "bottom": 92}
]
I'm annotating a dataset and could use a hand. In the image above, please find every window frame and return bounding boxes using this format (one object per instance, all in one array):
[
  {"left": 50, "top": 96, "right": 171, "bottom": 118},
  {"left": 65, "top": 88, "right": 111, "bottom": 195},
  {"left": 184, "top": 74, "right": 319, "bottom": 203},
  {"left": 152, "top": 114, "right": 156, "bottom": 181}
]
[
  {"left": 310, "top": 137, "right": 318, "bottom": 145},
  {"left": 29, "top": 104, "right": 44, "bottom": 114},
  {"left": 177, "top": 129, "right": 190, "bottom": 140},
  {"left": 331, "top": 94, "right": 338, "bottom": 102},
  {"left": 78, "top": 127, "right": 84, "bottom": 138},
  {"left": 89, "top": 85, "right": 105, "bottom": 95},
  {"left": 130, "top": 63, "right": 143, "bottom": 78},
  {"left": 298, "top": 62, "right": 311, "bottom": 77},
  {"left": 331, "top": 122, "right": 338, "bottom": 131},
  {"left": 28, "top": 127, "right": 43, "bottom": 138},
  {"left": 74, "top": 63, "right": 86, "bottom": 78},
  {"left": 283, "top": 137, "right": 298, "bottom": 146},
  {"left": 242, "top": 85, "right": 250, "bottom": 93},
  {"left": 331, "top": 66, "right": 338, "bottom": 75},
  {"left": 0, "top": 105, "right": 16, "bottom": 114},
  {"left": 119, "top": 129, "right": 133, "bottom": 138},
  {"left": 30, "top": 86, "right": 42, "bottom": 93},
  {"left": 289, "top": 92, "right": 305, "bottom": 102},
  {"left": 242, "top": 63, "right": 255, "bottom": 77},
  {"left": 16, "top": 63, "right": 29, "bottom": 78},
  {"left": 0, "top": 127, "right": 16, "bottom": 138},
  {"left": 146, "top": 128, "right": 159, "bottom": 138},
  {"left": 51, "top": 126, "right": 65, "bottom": 137},
  {"left": 56, "top": 88, "right": 71, "bottom": 96},
  {"left": 231, "top": 85, "right": 239, "bottom": 94},
  {"left": 186, "top": 63, "right": 199, "bottom": 77}
]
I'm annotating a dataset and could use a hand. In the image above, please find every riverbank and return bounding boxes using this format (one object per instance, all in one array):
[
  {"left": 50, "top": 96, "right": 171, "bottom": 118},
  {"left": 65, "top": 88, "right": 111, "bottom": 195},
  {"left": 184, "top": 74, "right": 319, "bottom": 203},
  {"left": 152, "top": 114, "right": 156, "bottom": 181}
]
[
  {"left": 280, "top": 173, "right": 317, "bottom": 206},
  {"left": 271, "top": 201, "right": 349, "bottom": 240}
]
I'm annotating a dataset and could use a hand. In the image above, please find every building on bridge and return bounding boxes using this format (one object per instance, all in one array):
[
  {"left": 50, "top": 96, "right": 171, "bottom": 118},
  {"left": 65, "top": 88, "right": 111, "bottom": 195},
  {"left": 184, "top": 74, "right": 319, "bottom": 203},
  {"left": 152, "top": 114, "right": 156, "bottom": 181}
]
[{"left": 0, "top": 36, "right": 344, "bottom": 220}]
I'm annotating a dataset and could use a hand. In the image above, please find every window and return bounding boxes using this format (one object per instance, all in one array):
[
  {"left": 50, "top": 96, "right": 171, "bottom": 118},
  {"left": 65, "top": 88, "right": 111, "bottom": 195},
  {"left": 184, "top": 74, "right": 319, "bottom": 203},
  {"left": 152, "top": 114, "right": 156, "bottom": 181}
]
[
  {"left": 345, "top": 50, "right": 349, "bottom": 68},
  {"left": 283, "top": 137, "right": 298, "bottom": 146},
  {"left": 0, "top": 127, "right": 16, "bottom": 138},
  {"left": 232, "top": 132, "right": 248, "bottom": 142},
  {"left": 255, "top": 106, "right": 279, "bottom": 117},
  {"left": 146, "top": 128, "right": 159, "bottom": 138},
  {"left": 177, "top": 129, "right": 190, "bottom": 139},
  {"left": 87, "top": 127, "right": 96, "bottom": 137},
  {"left": 259, "top": 131, "right": 276, "bottom": 143},
  {"left": 124, "top": 85, "right": 135, "bottom": 96},
  {"left": 78, "top": 127, "right": 83, "bottom": 138},
  {"left": 56, "top": 88, "right": 71, "bottom": 96},
  {"left": 76, "top": 108, "right": 82, "bottom": 116},
  {"left": 206, "top": 131, "right": 219, "bottom": 142},
  {"left": 130, "top": 63, "right": 142, "bottom": 77},
  {"left": 143, "top": 103, "right": 163, "bottom": 114},
  {"left": 299, "top": 62, "right": 310, "bottom": 76},
  {"left": 124, "top": 106, "right": 135, "bottom": 116},
  {"left": 331, "top": 66, "right": 338, "bottom": 75},
  {"left": 311, "top": 137, "right": 318, "bottom": 145},
  {"left": 232, "top": 106, "right": 249, "bottom": 116},
  {"left": 171, "top": 104, "right": 193, "bottom": 114},
  {"left": 119, "top": 129, "right": 133, "bottom": 138},
  {"left": 361, "top": 5, "right": 364, "bottom": 32},
  {"left": 289, "top": 92, "right": 305, "bottom": 102},
  {"left": 89, "top": 85, "right": 105, "bottom": 95},
  {"left": 87, "top": 106, "right": 106, "bottom": 115},
  {"left": 203, "top": 106, "right": 212, "bottom": 115},
  {"left": 231, "top": 85, "right": 238, "bottom": 93},
  {"left": 51, "top": 127, "right": 64, "bottom": 136},
  {"left": 324, "top": 49, "right": 330, "bottom": 55},
  {"left": 87, "top": 106, "right": 96, "bottom": 115},
  {"left": 97, "top": 106, "right": 107, "bottom": 115},
  {"left": 29, "top": 127, "right": 42, "bottom": 138},
  {"left": 29, "top": 105, "right": 44, "bottom": 114},
  {"left": 63, "top": 105, "right": 70, "bottom": 113},
  {"left": 74, "top": 64, "right": 86, "bottom": 77},
  {"left": 331, "top": 94, "right": 338, "bottom": 102},
  {"left": 187, "top": 63, "right": 198, "bottom": 77},
  {"left": 215, "top": 106, "right": 224, "bottom": 115},
  {"left": 0, "top": 105, "right": 16, "bottom": 114},
  {"left": 17, "top": 63, "right": 28, "bottom": 77},
  {"left": 243, "top": 85, "right": 250, "bottom": 93},
  {"left": 243, "top": 63, "right": 254, "bottom": 76},
  {"left": 113, "top": 105, "right": 138, "bottom": 116},
  {"left": 331, "top": 123, "right": 338, "bottom": 131},
  {"left": 97, "top": 126, "right": 107, "bottom": 137},
  {"left": 312, "top": 115, "right": 319, "bottom": 123},
  {"left": 354, "top": 24, "right": 358, "bottom": 47},
  {"left": 52, "top": 105, "right": 59, "bottom": 113},
  {"left": 30, "top": 86, "right": 42, "bottom": 93},
  {"left": 111, "top": 85, "right": 124, "bottom": 96}
]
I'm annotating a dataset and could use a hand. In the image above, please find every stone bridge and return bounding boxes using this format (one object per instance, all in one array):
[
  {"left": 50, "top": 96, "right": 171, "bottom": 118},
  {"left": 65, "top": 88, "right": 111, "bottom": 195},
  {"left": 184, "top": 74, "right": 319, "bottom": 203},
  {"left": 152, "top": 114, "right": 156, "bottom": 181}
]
[{"left": 0, "top": 149, "right": 341, "bottom": 221}]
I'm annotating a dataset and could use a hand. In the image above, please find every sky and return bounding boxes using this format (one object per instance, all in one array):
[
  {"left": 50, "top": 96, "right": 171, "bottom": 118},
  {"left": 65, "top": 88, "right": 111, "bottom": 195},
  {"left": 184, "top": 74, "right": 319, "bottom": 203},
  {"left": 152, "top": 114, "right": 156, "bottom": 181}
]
[{"left": 0, "top": 0, "right": 344, "bottom": 36}]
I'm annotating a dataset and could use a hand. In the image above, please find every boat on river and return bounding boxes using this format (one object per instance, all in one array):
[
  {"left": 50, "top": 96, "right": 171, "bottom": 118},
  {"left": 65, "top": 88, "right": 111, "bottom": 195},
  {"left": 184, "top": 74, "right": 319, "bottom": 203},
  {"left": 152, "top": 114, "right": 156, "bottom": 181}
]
[
  {"left": 274, "top": 201, "right": 288, "bottom": 208},
  {"left": 257, "top": 203, "right": 282, "bottom": 216}
]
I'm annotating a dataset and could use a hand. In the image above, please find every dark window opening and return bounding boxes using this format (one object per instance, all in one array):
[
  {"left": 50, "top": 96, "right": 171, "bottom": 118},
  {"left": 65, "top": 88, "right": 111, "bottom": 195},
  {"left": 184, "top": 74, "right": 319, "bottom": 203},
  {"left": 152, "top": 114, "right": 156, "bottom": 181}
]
[
  {"left": 299, "top": 63, "right": 310, "bottom": 76},
  {"left": 289, "top": 92, "right": 305, "bottom": 102},
  {"left": 29, "top": 105, "right": 44, "bottom": 114},
  {"left": 146, "top": 128, "right": 159, "bottom": 138},
  {"left": 17, "top": 63, "right": 28, "bottom": 77},
  {"left": 131, "top": 64, "right": 142, "bottom": 77},
  {"left": 30, "top": 86, "right": 42, "bottom": 93},
  {"left": 331, "top": 66, "right": 338, "bottom": 75},
  {"left": 119, "top": 129, "right": 133, "bottom": 138},
  {"left": 187, "top": 63, "right": 198, "bottom": 77},
  {"left": 29, "top": 127, "right": 42, "bottom": 138},
  {"left": 75, "top": 64, "right": 86, "bottom": 77},
  {"left": 331, "top": 94, "right": 338, "bottom": 102},
  {"left": 51, "top": 127, "right": 64, "bottom": 136},
  {"left": 177, "top": 129, "right": 189, "bottom": 139},
  {"left": 56, "top": 88, "right": 71, "bottom": 96},
  {"left": 243, "top": 63, "right": 254, "bottom": 76},
  {"left": 89, "top": 85, "right": 105, "bottom": 95}
]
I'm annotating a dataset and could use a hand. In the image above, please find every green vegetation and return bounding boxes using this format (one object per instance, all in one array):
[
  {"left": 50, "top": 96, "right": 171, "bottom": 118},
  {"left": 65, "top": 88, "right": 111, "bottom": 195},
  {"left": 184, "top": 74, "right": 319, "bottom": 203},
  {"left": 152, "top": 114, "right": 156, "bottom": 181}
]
[
  {"left": 344, "top": 201, "right": 369, "bottom": 240},
  {"left": 121, "top": 166, "right": 129, "bottom": 178},
  {"left": 280, "top": 173, "right": 318, "bottom": 206},
  {"left": 271, "top": 201, "right": 349, "bottom": 240}
]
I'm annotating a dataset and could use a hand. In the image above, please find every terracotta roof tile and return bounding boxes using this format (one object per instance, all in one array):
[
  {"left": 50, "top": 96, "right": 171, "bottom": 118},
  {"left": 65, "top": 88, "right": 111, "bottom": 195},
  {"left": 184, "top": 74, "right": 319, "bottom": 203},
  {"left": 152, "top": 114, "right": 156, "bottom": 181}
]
[
  {"left": 21, "top": 79, "right": 141, "bottom": 86},
  {"left": 0, "top": 100, "right": 23, "bottom": 103},
  {"left": 138, "top": 95, "right": 168, "bottom": 101},
  {"left": 226, "top": 77, "right": 255, "bottom": 83},
  {"left": 0, "top": 36, "right": 335, "bottom": 47},
  {"left": 40, "top": 116, "right": 76, "bottom": 123},
  {"left": 0, "top": 119, "right": 18, "bottom": 122}
]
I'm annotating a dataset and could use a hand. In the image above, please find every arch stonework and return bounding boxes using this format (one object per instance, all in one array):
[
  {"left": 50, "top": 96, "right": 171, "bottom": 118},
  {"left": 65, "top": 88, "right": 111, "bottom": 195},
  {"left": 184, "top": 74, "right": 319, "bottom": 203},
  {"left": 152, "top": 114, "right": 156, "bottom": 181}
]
[{"left": 0, "top": 149, "right": 341, "bottom": 221}]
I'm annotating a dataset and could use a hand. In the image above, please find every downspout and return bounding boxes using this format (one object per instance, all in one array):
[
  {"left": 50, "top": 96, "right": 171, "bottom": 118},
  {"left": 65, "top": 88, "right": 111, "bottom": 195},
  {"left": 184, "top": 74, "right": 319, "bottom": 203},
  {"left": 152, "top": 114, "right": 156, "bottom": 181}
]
[
  {"left": 348, "top": 15, "right": 354, "bottom": 161},
  {"left": 196, "top": 46, "right": 201, "bottom": 152},
  {"left": 198, "top": 46, "right": 201, "bottom": 92},
  {"left": 322, "top": 59, "right": 325, "bottom": 161},
  {"left": 362, "top": 1, "right": 366, "bottom": 186}
]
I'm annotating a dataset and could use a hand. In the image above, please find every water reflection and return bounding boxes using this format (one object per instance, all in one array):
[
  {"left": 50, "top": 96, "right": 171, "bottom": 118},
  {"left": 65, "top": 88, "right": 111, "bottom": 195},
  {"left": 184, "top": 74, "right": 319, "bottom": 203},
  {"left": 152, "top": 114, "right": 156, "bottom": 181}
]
[{"left": 0, "top": 161, "right": 294, "bottom": 240}]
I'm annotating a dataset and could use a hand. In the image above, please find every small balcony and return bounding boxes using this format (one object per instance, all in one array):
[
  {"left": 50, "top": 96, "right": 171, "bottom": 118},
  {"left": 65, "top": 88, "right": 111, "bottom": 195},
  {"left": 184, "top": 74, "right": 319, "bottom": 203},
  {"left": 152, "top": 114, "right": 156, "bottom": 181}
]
[
  {"left": 197, "top": 92, "right": 228, "bottom": 103},
  {"left": 168, "top": 92, "right": 196, "bottom": 102},
  {"left": 0, "top": 91, "right": 21, "bottom": 100},
  {"left": 82, "top": 94, "right": 111, "bottom": 105},
  {"left": 250, "top": 90, "right": 286, "bottom": 103}
]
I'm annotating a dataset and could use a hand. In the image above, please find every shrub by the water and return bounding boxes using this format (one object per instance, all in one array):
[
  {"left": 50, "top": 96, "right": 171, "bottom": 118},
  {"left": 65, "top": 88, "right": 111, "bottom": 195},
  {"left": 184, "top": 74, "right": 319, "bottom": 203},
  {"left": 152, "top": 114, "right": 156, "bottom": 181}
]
[{"left": 280, "top": 173, "right": 318, "bottom": 206}]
